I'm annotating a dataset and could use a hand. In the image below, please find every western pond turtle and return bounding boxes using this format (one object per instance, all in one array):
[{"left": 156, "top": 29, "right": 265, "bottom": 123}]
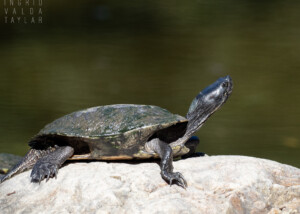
[{"left": 1, "top": 76, "right": 233, "bottom": 188}]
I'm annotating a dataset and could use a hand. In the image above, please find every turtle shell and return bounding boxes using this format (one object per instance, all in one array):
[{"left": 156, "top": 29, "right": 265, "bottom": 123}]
[{"left": 29, "top": 104, "right": 188, "bottom": 160}]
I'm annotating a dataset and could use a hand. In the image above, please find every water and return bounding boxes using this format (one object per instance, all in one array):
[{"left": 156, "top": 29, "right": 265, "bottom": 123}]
[{"left": 0, "top": 0, "right": 299, "bottom": 167}]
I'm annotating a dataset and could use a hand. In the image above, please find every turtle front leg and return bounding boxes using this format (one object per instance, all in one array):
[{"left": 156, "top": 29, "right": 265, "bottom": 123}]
[
  {"left": 146, "top": 139, "right": 187, "bottom": 188},
  {"left": 31, "top": 146, "right": 74, "bottom": 183}
]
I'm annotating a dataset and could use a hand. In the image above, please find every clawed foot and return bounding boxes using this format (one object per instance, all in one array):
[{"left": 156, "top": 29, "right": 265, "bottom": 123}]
[
  {"left": 31, "top": 161, "right": 58, "bottom": 183},
  {"left": 162, "top": 171, "right": 187, "bottom": 188}
]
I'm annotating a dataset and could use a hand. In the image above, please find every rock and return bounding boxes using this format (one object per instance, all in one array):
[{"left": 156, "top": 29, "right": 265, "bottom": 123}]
[
  {"left": 0, "top": 155, "right": 299, "bottom": 214},
  {"left": 0, "top": 153, "right": 22, "bottom": 174}
]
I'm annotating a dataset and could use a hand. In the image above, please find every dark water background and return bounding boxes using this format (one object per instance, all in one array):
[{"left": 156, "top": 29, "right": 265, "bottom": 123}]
[{"left": 0, "top": 1, "right": 299, "bottom": 167}]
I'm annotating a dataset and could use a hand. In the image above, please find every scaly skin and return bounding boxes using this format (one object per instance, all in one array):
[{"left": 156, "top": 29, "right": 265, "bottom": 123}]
[
  {"left": 0, "top": 148, "right": 55, "bottom": 183},
  {"left": 145, "top": 138, "right": 187, "bottom": 188},
  {"left": 30, "top": 146, "right": 74, "bottom": 183}
]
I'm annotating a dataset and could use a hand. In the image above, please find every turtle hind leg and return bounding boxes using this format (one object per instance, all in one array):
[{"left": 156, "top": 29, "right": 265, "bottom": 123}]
[
  {"left": 181, "top": 136, "right": 206, "bottom": 159},
  {"left": 0, "top": 148, "right": 55, "bottom": 183},
  {"left": 146, "top": 138, "right": 187, "bottom": 188},
  {"left": 31, "top": 146, "right": 74, "bottom": 183}
]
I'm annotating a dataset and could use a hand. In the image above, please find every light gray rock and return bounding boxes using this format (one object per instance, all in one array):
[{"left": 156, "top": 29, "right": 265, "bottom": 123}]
[
  {"left": 0, "top": 153, "right": 22, "bottom": 174},
  {"left": 0, "top": 155, "right": 299, "bottom": 214}
]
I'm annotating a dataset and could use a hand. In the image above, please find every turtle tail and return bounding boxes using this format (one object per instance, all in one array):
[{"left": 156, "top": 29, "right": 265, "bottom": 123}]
[{"left": 0, "top": 148, "right": 55, "bottom": 183}]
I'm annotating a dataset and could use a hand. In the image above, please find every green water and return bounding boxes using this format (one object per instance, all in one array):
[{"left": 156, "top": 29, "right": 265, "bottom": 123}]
[{"left": 0, "top": 1, "right": 299, "bottom": 167}]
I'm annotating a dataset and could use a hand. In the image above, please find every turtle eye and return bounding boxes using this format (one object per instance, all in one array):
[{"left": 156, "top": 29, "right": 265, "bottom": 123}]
[{"left": 222, "top": 82, "right": 228, "bottom": 88}]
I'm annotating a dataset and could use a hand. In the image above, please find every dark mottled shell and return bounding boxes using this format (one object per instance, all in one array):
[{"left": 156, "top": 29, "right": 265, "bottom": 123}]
[{"left": 30, "top": 105, "right": 188, "bottom": 160}]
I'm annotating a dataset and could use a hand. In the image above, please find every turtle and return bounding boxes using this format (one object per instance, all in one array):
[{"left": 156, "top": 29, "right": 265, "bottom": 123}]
[{"left": 0, "top": 76, "right": 233, "bottom": 188}]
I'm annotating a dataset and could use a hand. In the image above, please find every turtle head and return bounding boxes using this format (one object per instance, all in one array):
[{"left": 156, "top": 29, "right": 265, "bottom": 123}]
[{"left": 185, "top": 75, "right": 233, "bottom": 137}]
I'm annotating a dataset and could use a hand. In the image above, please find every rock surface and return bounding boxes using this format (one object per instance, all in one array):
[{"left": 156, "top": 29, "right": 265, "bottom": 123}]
[
  {"left": 0, "top": 155, "right": 299, "bottom": 214},
  {"left": 0, "top": 153, "right": 22, "bottom": 175}
]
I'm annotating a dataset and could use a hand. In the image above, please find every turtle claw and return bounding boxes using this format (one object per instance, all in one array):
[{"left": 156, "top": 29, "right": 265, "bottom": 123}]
[
  {"left": 54, "top": 168, "right": 58, "bottom": 179},
  {"left": 46, "top": 169, "right": 51, "bottom": 182},
  {"left": 164, "top": 171, "right": 187, "bottom": 189},
  {"left": 31, "top": 162, "right": 58, "bottom": 183}
]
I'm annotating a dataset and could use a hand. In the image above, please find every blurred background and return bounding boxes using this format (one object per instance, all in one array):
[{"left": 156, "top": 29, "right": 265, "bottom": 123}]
[{"left": 0, "top": 0, "right": 299, "bottom": 167}]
